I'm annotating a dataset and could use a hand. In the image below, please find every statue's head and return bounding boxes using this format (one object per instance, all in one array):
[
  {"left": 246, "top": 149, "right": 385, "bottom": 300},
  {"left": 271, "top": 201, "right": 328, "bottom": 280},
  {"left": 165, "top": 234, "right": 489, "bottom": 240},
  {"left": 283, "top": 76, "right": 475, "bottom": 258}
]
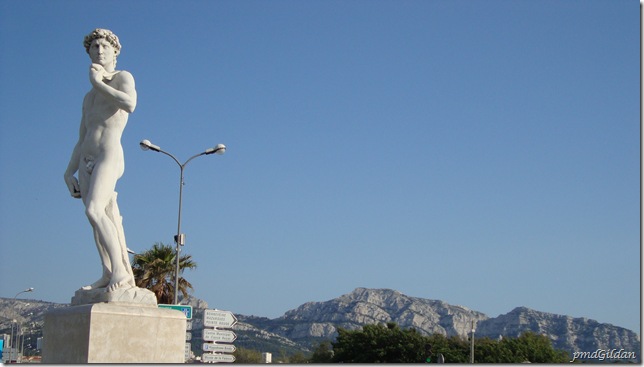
[{"left": 83, "top": 28, "right": 121, "bottom": 58}]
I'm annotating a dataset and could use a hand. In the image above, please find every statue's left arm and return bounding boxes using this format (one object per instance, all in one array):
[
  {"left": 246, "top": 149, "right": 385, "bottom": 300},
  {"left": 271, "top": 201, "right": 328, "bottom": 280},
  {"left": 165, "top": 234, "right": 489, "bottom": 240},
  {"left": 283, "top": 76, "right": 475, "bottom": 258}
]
[{"left": 89, "top": 64, "right": 137, "bottom": 113}]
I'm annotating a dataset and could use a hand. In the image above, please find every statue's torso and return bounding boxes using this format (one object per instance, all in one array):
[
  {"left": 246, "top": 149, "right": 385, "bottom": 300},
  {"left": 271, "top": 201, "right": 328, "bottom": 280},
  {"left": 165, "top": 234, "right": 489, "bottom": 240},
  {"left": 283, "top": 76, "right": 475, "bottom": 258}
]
[{"left": 80, "top": 73, "right": 129, "bottom": 162}]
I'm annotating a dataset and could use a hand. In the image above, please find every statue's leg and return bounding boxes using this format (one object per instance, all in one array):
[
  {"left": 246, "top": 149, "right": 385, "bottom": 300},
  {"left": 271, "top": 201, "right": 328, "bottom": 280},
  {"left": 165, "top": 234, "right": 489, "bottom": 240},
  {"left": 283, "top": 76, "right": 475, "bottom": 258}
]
[
  {"left": 84, "top": 159, "right": 135, "bottom": 293},
  {"left": 79, "top": 229, "right": 112, "bottom": 290},
  {"left": 79, "top": 160, "right": 112, "bottom": 291},
  {"left": 106, "top": 192, "right": 136, "bottom": 285}
]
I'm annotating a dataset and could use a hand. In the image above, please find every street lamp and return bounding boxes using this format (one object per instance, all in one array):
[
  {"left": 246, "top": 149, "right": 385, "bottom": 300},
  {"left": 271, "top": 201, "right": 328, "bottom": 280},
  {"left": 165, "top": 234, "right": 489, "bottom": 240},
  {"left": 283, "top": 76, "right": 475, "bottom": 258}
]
[
  {"left": 470, "top": 319, "right": 475, "bottom": 364},
  {"left": 140, "top": 139, "right": 225, "bottom": 304},
  {"left": 14, "top": 288, "right": 34, "bottom": 299},
  {"left": 10, "top": 319, "right": 17, "bottom": 363},
  {"left": 12, "top": 288, "right": 33, "bottom": 363},
  {"left": 20, "top": 313, "right": 32, "bottom": 363}
]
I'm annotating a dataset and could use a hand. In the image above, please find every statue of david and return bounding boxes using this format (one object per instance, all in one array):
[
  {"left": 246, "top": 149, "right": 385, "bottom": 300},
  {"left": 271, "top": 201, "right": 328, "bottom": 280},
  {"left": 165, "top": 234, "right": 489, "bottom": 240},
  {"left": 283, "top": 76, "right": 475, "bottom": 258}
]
[{"left": 64, "top": 29, "right": 137, "bottom": 295}]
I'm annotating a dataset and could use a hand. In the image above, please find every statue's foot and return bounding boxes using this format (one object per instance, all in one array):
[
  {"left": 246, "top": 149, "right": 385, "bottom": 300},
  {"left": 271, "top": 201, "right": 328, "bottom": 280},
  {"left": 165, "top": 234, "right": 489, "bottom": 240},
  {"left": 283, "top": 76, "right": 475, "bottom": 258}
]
[
  {"left": 107, "top": 275, "right": 136, "bottom": 292},
  {"left": 80, "top": 276, "right": 110, "bottom": 291}
]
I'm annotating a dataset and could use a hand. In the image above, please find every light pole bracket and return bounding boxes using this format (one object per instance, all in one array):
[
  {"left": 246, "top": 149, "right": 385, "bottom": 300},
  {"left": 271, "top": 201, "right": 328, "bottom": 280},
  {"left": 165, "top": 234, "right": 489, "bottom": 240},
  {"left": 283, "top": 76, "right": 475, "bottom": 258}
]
[{"left": 174, "top": 233, "right": 186, "bottom": 246}]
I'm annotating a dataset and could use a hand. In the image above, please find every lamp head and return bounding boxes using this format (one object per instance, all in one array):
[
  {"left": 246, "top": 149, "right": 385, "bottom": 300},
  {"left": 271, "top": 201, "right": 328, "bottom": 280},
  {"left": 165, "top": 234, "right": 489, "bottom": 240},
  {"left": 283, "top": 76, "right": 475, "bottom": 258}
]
[
  {"left": 205, "top": 144, "right": 226, "bottom": 155},
  {"left": 140, "top": 139, "right": 161, "bottom": 152}
]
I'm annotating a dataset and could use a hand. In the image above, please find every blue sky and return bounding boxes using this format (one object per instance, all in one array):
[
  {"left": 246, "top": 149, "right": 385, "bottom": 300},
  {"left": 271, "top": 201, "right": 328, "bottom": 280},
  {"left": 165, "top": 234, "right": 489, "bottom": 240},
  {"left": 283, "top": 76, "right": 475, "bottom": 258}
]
[{"left": 0, "top": 0, "right": 639, "bottom": 334}]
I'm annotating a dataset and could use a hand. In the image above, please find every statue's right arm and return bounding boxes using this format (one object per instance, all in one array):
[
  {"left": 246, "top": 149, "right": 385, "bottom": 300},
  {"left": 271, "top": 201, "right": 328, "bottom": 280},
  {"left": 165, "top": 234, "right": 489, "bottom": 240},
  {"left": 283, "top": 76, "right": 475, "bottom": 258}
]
[{"left": 64, "top": 108, "right": 87, "bottom": 199}]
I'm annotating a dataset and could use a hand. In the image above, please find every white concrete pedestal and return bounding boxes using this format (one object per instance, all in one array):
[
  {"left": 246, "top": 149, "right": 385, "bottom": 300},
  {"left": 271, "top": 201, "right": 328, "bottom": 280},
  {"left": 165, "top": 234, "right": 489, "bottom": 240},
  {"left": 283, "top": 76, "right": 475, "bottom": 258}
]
[{"left": 42, "top": 302, "right": 187, "bottom": 363}]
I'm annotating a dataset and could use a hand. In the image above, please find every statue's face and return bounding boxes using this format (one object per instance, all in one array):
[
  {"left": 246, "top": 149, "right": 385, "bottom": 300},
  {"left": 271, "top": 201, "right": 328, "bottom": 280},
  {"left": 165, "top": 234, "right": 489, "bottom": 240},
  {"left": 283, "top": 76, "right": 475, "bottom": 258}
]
[{"left": 89, "top": 38, "right": 116, "bottom": 67}]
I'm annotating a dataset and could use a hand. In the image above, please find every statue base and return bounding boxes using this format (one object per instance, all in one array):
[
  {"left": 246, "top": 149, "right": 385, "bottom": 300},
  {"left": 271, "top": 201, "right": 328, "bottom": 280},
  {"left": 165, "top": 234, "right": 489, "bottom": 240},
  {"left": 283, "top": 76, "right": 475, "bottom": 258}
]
[
  {"left": 42, "top": 302, "right": 187, "bottom": 363},
  {"left": 71, "top": 285, "right": 157, "bottom": 306}
]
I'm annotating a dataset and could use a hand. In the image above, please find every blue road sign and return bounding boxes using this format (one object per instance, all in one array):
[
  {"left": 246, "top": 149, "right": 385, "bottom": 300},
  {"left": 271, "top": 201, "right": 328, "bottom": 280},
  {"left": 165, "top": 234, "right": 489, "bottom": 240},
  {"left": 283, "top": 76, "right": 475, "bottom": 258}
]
[{"left": 158, "top": 304, "right": 193, "bottom": 319}]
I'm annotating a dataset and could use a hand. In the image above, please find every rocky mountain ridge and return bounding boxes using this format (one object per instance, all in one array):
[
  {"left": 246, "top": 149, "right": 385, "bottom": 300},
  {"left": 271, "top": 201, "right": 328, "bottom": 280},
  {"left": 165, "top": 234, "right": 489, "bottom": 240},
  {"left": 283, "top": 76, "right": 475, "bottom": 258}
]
[
  {"left": 1, "top": 288, "right": 639, "bottom": 361},
  {"left": 476, "top": 305, "right": 640, "bottom": 355},
  {"left": 255, "top": 288, "right": 639, "bottom": 358}
]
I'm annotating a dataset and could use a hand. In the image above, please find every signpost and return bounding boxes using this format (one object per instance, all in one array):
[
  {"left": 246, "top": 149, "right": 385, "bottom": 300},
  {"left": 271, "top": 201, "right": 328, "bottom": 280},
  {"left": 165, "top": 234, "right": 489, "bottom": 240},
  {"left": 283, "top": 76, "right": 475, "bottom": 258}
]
[
  {"left": 203, "top": 329, "right": 237, "bottom": 343},
  {"left": 202, "top": 309, "right": 237, "bottom": 363},
  {"left": 202, "top": 353, "right": 236, "bottom": 363},
  {"left": 204, "top": 309, "right": 238, "bottom": 328},
  {"left": 203, "top": 343, "right": 237, "bottom": 354},
  {"left": 158, "top": 304, "right": 193, "bottom": 320}
]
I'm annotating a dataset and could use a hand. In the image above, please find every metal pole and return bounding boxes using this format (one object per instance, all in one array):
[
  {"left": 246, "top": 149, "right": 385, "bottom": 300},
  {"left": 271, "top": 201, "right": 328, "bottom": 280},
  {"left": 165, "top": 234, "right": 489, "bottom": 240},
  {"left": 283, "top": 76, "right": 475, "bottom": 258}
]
[
  {"left": 10, "top": 320, "right": 15, "bottom": 363},
  {"left": 11, "top": 289, "right": 33, "bottom": 363},
  {"left": 20, "top": 325, "right": 30, "bottom": 363},
  {"left": 10, "top": 322, "right": 21, "bottom": 364},
  {"left": 20, "top": 327, "right": 25, "bottom": 363},
  {"left": 159, "top": 150, "right": 202, "bottom": 305},
  {"left": 140, "top": 140, "right": 224, "bottom": 305},
  {"left": 150, "top": 148, "right": 187, "bottom": 306},
  {"left": 174, "top": 165, "right": 185, "bottom": 305},
  {"left": 16, "top": 323, "right": 22, "bottom": 363},
  {"left": 470, "top": 320, "right": 475, "bottom": 364}
]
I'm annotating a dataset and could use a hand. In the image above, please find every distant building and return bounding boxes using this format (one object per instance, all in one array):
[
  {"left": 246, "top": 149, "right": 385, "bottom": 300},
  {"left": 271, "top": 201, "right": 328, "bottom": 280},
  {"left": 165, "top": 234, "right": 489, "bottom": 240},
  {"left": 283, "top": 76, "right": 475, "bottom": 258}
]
[{"left": 262, "top": 352, "right": 272, "bottom": 363}]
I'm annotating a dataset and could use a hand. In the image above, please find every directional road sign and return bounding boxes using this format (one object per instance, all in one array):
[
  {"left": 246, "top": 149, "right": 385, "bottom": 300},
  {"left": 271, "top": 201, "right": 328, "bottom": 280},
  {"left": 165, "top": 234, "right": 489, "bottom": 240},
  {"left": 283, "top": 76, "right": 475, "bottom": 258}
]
[
  {"left": 202, "top": 353, "right": 236, "bottom": 363},
  {"left": 158, "top": 304, "right": 193, "bottom": 319},
  {"left": 204, "top": 309, "right": 238, "bottom": 328},
  {"left": 203, "top": 329, "right": 237, "bottom": 343},
  {"left": 203, "top": 343, "right": 237, "bottom": 353}
]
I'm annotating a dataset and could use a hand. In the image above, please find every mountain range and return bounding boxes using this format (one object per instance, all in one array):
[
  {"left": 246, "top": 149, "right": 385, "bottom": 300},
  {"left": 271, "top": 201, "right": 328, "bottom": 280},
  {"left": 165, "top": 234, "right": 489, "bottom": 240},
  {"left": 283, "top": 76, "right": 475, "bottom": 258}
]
[{"left": 1, "top": 287, "right": 639, "bottom": 361}]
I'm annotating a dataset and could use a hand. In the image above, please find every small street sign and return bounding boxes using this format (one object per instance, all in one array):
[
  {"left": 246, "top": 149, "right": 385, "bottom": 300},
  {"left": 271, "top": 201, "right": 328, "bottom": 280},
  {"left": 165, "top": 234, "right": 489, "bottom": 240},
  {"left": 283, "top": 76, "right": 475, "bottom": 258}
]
[
  {"left": 158, "top": 304, "right": 193, "bottom": 320},
  {"left": 185, "top": 342, "right": 191, "bottom": 360},
  {"left": 186, "top": 320, "right": 193, "bottom": 330},
  {"left": 203, "top": 343, "right": 237, "bottom": 353},
  {"left": 203, "top": 329, "right": 237, "bottom": 343},
  {"left": 186, "top": 331, "right": 192, "bottom": 341},
  {"left": 204, "top": 309, "right": 238, "bottom": 328},
  {"left": 202, "top": 353, "right": 236, "bottom": 363}
]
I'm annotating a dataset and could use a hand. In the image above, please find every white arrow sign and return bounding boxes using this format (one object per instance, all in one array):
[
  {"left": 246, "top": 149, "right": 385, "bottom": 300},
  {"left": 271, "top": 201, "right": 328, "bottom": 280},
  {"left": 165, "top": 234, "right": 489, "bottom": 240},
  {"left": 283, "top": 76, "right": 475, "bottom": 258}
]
[
  {"left": 203, "top": 343, "right": 237, "bottom": 353},
  {"left": 202, "top": 353, "right": 236, "bottom": 363},
  {"left": 203, "top": 329, "right": 237, "bottom": 343},
  {"left": 204, "top": 309, "right": 238, "bottom": 328}
]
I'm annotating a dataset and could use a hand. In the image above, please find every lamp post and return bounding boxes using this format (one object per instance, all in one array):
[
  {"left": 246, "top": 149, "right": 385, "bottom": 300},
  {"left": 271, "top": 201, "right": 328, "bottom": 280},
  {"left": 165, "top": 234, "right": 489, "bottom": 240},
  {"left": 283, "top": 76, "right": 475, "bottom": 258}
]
[
  {"left": 140, "top": 139, "right": 225, "bottom": 304},
  {"left": 19, "top": 313, "right": 32, "bottom": 363},
  {"left": 11, "top": 288, "right": 33, "bottom": 363},
  {"left": 9, "top": 319, "right": 17, "bottom": 363},
  {"left": 14, "top": 288, "right": 34, "bottom": 299},
  {"left": 470, "top": 320, "right": 475, "bottom": 364}
]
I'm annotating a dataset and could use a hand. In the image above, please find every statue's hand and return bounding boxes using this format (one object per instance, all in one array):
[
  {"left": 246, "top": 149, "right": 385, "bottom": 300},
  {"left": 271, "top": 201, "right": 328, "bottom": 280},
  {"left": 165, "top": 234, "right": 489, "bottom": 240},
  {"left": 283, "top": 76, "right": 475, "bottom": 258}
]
[
  {"left": 89, "top": 63, "right": 105, "bottom": 86},
  {"left": 65, "top": 175, "right": 81, "bottom": 199}
]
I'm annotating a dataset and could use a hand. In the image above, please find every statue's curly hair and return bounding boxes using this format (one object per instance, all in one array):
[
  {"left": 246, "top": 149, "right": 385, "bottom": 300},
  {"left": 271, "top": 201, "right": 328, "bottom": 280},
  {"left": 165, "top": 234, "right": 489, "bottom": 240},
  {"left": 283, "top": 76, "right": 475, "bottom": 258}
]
[{"left": 83, "top": 28, "right": 121, "bottom": 57}]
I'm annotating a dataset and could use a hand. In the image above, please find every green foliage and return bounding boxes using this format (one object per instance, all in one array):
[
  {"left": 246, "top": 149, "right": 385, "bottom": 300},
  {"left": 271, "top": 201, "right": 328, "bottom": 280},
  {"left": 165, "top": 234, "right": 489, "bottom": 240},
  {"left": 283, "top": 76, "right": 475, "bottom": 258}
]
[
  {"left": 425, "top": 333, "right": 470, "bottom": 363},
  {"left": 131, "top": 242, "right": 197, "bottom": 304},
  {"left": 310, "top": 341, "right": 334, "bottom": 363},
  {"left": 233, "top": 347, "right": 262, "bottom": 363},
  {"left": 499, "top": 332, "right": 569, "bottom": 363},
  {"left": 234, "top": 329, "right": 307, "bottom": 358},
  {"left": 214, "top": 323, "right": 570, "bottom": 364},
  {"left": 328, "top": 323, "right": 569, "bottom": 364},
  {"left": 281, "top": 351, "right": 309, "bottom": 363},
  {"left": 332, "top": 322, "right": 429, "bottom": 363}
]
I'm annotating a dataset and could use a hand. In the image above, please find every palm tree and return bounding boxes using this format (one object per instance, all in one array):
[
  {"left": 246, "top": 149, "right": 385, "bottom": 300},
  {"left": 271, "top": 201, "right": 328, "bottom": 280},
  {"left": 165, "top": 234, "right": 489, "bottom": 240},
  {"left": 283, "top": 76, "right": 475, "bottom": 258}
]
[{"left": 131, "top": 242, "right": 197, "bottom": 304}]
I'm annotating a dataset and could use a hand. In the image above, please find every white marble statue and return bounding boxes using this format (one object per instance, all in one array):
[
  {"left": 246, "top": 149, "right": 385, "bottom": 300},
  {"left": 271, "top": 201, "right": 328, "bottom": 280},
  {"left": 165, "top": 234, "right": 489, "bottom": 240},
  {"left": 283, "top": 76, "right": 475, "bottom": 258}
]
[{"left": 64, "top": 29, "right": 138, "bottom": 297}]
